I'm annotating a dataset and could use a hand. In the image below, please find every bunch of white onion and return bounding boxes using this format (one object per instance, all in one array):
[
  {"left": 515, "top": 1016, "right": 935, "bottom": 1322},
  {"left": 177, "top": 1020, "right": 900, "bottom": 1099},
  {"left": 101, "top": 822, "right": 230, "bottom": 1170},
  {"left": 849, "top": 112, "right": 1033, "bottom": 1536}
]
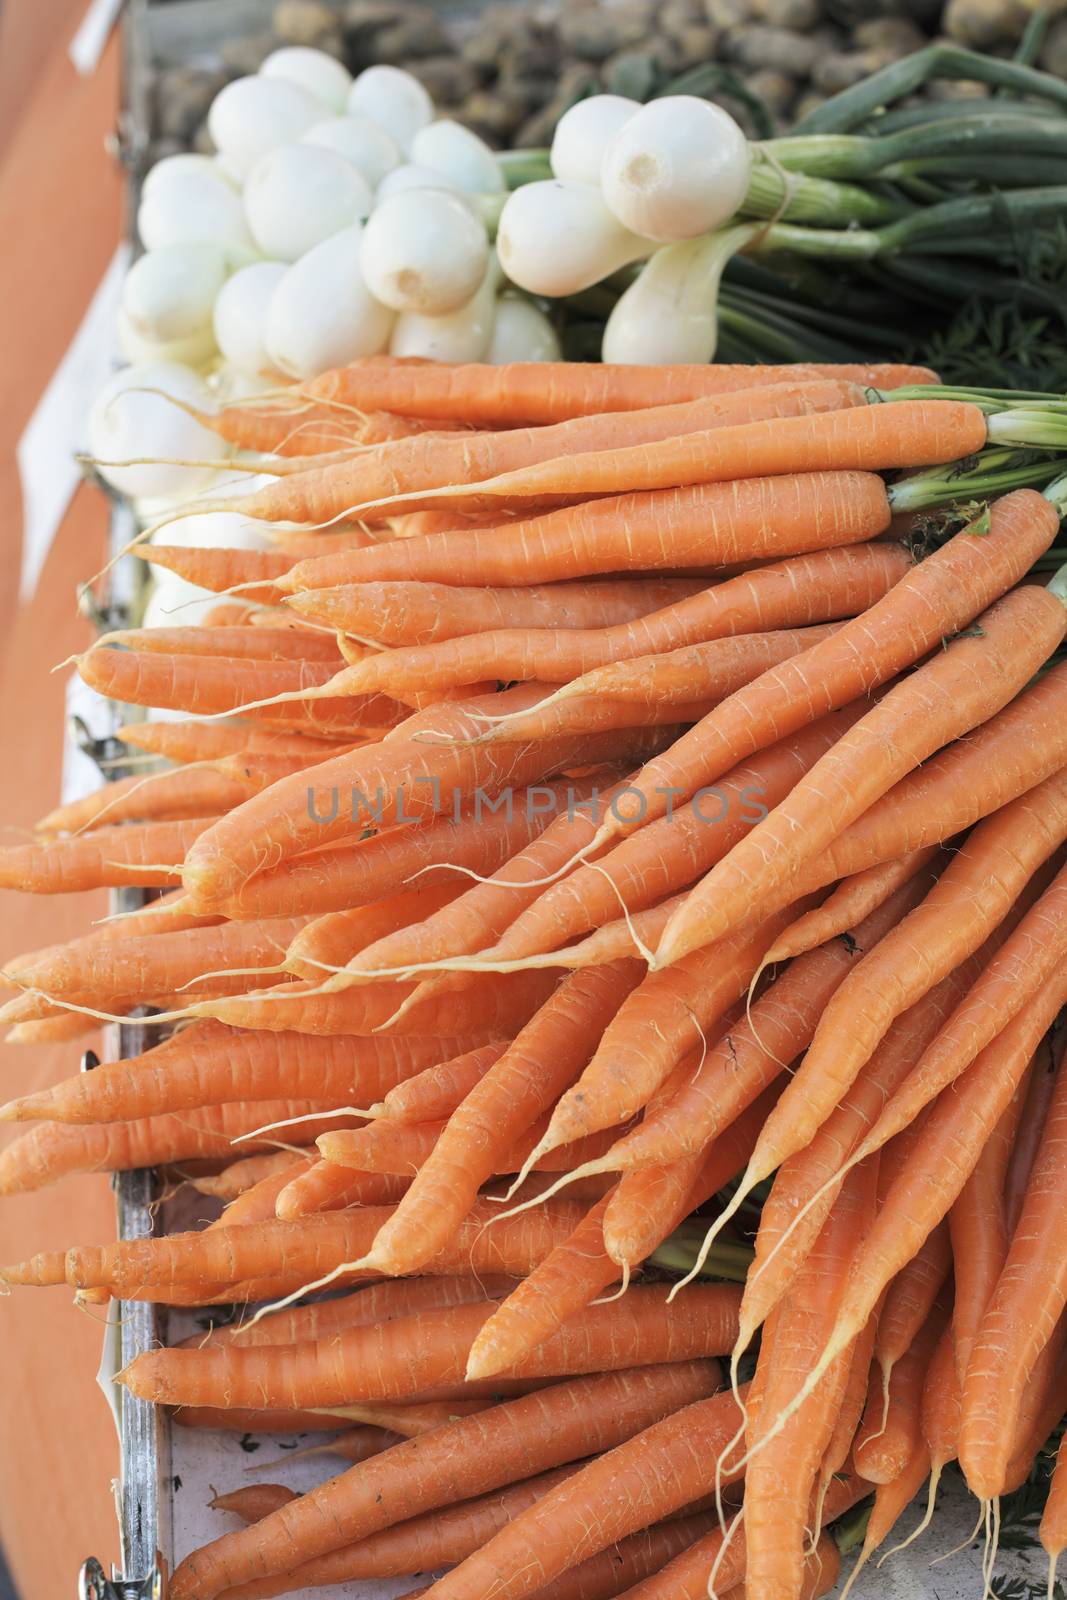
[
  {"left": 498, "top": 93, "right": 753, "bottom": 364},
  {"left": 117, "top": 49, "right": 561, "bottom": 405}
]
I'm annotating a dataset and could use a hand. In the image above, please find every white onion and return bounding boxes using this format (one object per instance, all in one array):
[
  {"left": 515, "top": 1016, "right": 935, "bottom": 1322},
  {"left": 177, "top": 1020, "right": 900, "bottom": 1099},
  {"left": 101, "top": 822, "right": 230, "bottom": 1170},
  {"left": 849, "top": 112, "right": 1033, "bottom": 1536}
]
[
  {"left": 601, "top": 231, "right": 745, "bottom": 364},
  {"left": 142, "top": 153, "right": 237, "bottom": 196},
  {"left": 137, "top": 168, "right": 256, "bottom": 263},
  {"left": 361, "top": 188, "right": 488, "bottom": 315},
  {"left": 303, "top": 116, "right": 401, "bottom": 188},
  {"left": 486, "top": 295, "right": 562, "bottom": 364},
  {"left": 497, "top": 180, "right": 653, "bottom": 297},
  {"left": 116, "top": 309, "right": 218, "bottom": 371},
  {"left": 410, "top": 119, "right": 504, "bottom": 194},
  {"left": 213, "top": 261, "right": 289, "bottom": 375},
  {"left": 550, "top": 95, "right": 639, "bottom": 186},
  {"left": 122, "top": 242, "right": 227, "bottom": 344},
  {"left": 389, "top": 254, "right": 503, "bottom": 362},
  {"left": 208, "top": 75, "right": 325, "bottom": 180},
  {"left": 266, "top": 224, "right": 393, "bottom": 378},
  {"left": 601, "top": 95, "right": 751, "bottom": 243},
  {"left": 375, "top": 162, "right": 462, "bottom": 200},
  {"left": 88, "top": 362, "right": 226, "bottom": 500},
  {"left": 346, "top": 65, "right": 433, "bottom": 154},
  {"left": 260, "top": 47, "right": 351, "bottom": 113},
  {"left": 244, "top": 144, "right": 371, "bottom": 261}
]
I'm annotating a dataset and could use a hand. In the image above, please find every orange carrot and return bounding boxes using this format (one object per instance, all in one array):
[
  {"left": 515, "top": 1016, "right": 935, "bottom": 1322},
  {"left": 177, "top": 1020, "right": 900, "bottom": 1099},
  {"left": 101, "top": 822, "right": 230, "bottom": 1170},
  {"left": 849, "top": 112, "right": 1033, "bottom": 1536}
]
[
  {"left": 397, "top": 1384, "right": 750, "bottom": 1600},
  {"left": 855, "top": 1298, "right": 948, "bottom": 1484},
  {"left": 353, "top": 961, "right": 641, "bottom": 1276},
  {"left": 34, "top": 766, "right": 266, "bottom": 834},
  {"left": 190, "top": 1275, "right": 519, "bottom": 1349},
  {"left": 304, "top": 358, "right": 937, "bottom": 425},
  {"left": 603, "top": 489, "right": 1060, "bottom": 858},
  {"left": 0, "top": 1100, "right": 364, "bottom": 1195},
  {"left": 0, "top": 1024, "right": 479, "bottom": 1125},
  {"left": 759, "top": 847, "right": 941, "bottom": 969},
  {"left": 0, "top": 816, "right": 214, "bottom": 892},
  {"left": 288, "top": 576, "right": 710, "bottom": 646},
  {"left": 959, "top": 1033, "right": 1067, "bottom": 1498},
  {"left": 281, "top": 479, "right": 896, "bottom": 594},
  {"left": 167, "top": 1363, "right": 721, "bottom": 1600},
  {"left": 745, "top": 1157, "right": 879, "bottom": 1600},
  {"left": 212, "top": 1466, "right": 588, "bottom": 1599},
  {"left": 590, "top": 874, "right": 933, "bottom": 1177},
  {"left": 331, "top": 399, "right": 987, "bottom": 519},
  {"left": 210, "top": 380, "right": 872, "bottom": 525},
  {"left": 98, "top": 624, "right": 343, "bottom": 663},
  {"left": 871, "top": 1222, "right": 952, "bottom": 1412},
  {"left": 77, "top": 646, "right": 406, "bottom": 734},
  {"left": 950, "top": 1079, "right": 1026, "bottom": 1384},
  {"left": 181, "top": 699, "right": 679, "bottom": 909},
  {"left": 315, "top": 1112, "right": 625, "bottom": 1178},
  {"left": 10, "top": 1197, "right": 590, "bottom": 1294},
  {"left": 659, "top": 576, "right": 1066, "bottom": 987},
  {"left": 122, "top": 1285, "right": 741, "bottom": 1411},
  {"left": 133, "top": 544, "right": 297, "bottom": 603},
  {"left": 114, "top": 721, "right": 342, "bottom": 764},
  {"left": 368, "top": 1041, "right": 509, "bottom": 1123},
  {"left": 188, "top": 1148, "right": 304, "bottom": 1203},
  {"left": 520, "top": 905, "right": 803, "bottom": 1161}
]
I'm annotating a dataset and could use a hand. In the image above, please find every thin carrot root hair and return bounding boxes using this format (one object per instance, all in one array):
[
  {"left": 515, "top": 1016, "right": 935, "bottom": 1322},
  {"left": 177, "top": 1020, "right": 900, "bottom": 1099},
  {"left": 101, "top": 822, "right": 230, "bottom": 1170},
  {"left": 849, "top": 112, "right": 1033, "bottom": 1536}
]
[
  {"left": 708, "top": 1501, "right": 745, "bottom": 1600},
  {"left": 585, "top": 863, "right": 658, "bottom": 968},
  {"left": 876, "top": 1463, "right": 941, "bottom": 1564},
  {"left": 930, "top": 1501, "right": 987, "bottom": 1567},
  {"left": 77, "top": 450, "right": 272, "bottom": 478},
  {"left": 590, "top": 1261, "right": 630, "bottom": 1307},
  {"left": 491, "top": 1155, "right": 609, "bottom": 1214},
  {"left": 861, "top": 1359, "right": 893, "bottom": 1453},
  {"left": 667, "top": 1176, "right": 753, "bottom": 1300},
  {"left": 173, "top": 960, "right": 290, "bottom": 993},
  {"left": 229, "top": 1105, "right": 373, "bottom": 1144}
]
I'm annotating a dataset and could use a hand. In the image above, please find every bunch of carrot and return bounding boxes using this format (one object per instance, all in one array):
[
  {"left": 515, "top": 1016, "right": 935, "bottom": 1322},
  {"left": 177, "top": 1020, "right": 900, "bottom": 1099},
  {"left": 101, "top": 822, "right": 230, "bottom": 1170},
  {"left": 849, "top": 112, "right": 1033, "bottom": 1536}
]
[{"left": 2, "top": 354, "right": 1067, "bottom": 1600}]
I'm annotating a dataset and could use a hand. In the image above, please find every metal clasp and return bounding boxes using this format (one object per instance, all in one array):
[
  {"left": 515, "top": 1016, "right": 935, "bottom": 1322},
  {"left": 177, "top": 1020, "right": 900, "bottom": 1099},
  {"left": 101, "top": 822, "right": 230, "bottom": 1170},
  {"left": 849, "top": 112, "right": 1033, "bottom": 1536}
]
[{"left": 79, "top": 1556, "right": 162, "bottom": 1600}]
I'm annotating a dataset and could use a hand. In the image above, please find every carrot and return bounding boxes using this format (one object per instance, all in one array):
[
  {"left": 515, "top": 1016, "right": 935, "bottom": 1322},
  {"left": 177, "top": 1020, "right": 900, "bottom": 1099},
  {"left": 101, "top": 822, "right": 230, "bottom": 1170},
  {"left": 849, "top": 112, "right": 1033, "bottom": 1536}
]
[
  {"left": 921, "top": 1324, "right": 962, "bottom": 1509},
  {"left": 209, "top": 1157, "right": 321, "bottom": 1228},
  {"left": 213, "top": 1466, "right": 588, "bottom": 1599},
  {"left": 479, "top": 706, "right": 869, "bottom": 969},
  {"left": 5, "top": 916, "right": 306, "bottom": 1008},
  {"left": 7, "top": 1012, "right": 102, "bottom": 1045},
  {"left": 189, "top": 1275, "right": 520, "bottom": 1349},
  {"left": 367, "top": 1041, "right": 508, "bottom": 1123},
  {"left": 520, "top": 905, "right": 803, "bottom": 1163},
  {"left": 745, "top": 1157, "right": 878, "bottom": 1600},
  {"left": 589, "top": 874, "right": 933, "bottom": 1178},
  {"left": 1003, "top": 1342, "right": 1067, "bottom": 1496},
  {"left": 189, "top": 966, "right": 559, "bottom": 1038},
  {"left": 600, "top": 1081, "right": 778, "bottom": 1271},
  {"left": 658, "top": 576, "right": 1067, "bottom": 985},
  {"left": 855, "top": 1298, "right": 948, "bottom": 1484},
  {"left": 0, "top": 1099, "right": 363, "bottom": 1195},
  {"left": 76, "top": 646, "right": 406, "bottom": 734},
  {"left": 133, "top": 544, "right": 297, "bottom": 603},
  {"left": 949, "top": 1078, "right": 1026, "bottom": 1385},
  {"left": 34, "top": 766, "right": 267, "bottom": 834},
  {"left": 189, "top": 1148, "right": 304, "bottom": 1203},
  {"left": 210, "top": 1485, "right": 297, "bottom": 1522},
  {"left": 214, "top": 380, "right": 874, "bottom": 526},
  {"left": 114, "top": 721, "right": 343, "bottom": 764},
  {"left": 272, "top": 1158, "right": 401, "bottom": 1219},
  {"left": 399, "top": 1384, "right": 750, "bottom": 1600},
  {"left": 316, "top": 1111, "right": 625, "bottom": 1178},
  {"left": 0, "top": 1024, "right": 478, "bottom": 1125},
  {"left": 761, "top": 965, "right": 1067, "bottom": 1471},
  {"left": 837, "top": 1442, "right": 931, "bottom": 1594},
  {"left": 758, "top": 847, "right": 942, "bottom": 969},
  {"left": 351, "top": 961, "right": 641, "bottom": 1276},
  {"left": 749, "top": 771, "right": 1067, "bottom": 1159},
  {"left": 332, "top": 399, "right": 987, "bottom": 519},
  {"left": 601, "top": 489, "right": 1060, "bottom": 858},
  {"left": 181, "top": 702, "right": 680, "bottom": 909},
  {"left": 282, "top": 480, "right": 896, "bottom": 597},
  {"left": 123, "top": 1285, "right": 741, "bottom": 1411},
  {"left": 813, "top": 1307, "right": 880, "bottom": 1530},
  {"left": 10, "top": 1197, "right": 591, "bottom": 1294},
  {"left": 287, "top": 576, "right": 710, "bottom": 646},
  {"left": 97, "top": 624, "right": 343, "bottom": 663},
  {"left": 185, "top": 393, "right": 465, "bottom": 455},
  {"left": 304, "top": 358, "right": 937, "bottom": 425},
  {"left": 959, "top": 1034, "right": 1067, "bottom": 1498},
  {"left": 285, "top": 881, "right": 464, "bottom": 978},
  {"left": 216, "top": 780, "right": 599, "bottom": 921},
  {"left": 166, "top": 1364, "right": 721, "bottom": 1600},
  {"left": 1005, "top": 1036, "right": 1059, "bottom": 1235},
  {"left": 871, "top": 1222, "right": 952, "bottom": 1415},
  {"left": 0, "top": 816, "right": 214, "bottom": 892}
]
